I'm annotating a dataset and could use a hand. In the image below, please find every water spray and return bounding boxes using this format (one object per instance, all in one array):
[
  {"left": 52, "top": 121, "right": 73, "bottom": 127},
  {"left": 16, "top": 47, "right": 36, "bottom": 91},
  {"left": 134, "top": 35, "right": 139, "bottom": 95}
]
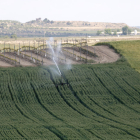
[{"left": 47, "top": 39, "right": 69, "bottom": 88}]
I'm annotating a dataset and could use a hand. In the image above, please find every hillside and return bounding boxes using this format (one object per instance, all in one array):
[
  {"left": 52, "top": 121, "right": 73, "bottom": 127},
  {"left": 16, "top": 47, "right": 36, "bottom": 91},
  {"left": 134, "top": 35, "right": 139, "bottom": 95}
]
[
  {"left": 0, "top": 18, "right": 127, "bottom": 37},
  {"left": 26, "top": 18, "right": 127, "bottom": 28}
]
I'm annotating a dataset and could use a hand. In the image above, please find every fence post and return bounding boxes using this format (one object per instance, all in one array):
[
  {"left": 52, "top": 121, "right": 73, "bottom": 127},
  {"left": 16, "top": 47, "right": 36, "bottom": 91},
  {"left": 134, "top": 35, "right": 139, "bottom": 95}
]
[
  {"left": 42, "top": 40, "right": 44, "bottom": 65},
  {"left": 41, "top": 43, "right": 43, "bottom": 65},
  {"left": 25, "top": 42, "right": 26, "bottom": 55},
  {"left": 80, "top": 43, "right": 81, "bottom": 61},
  {"left": 37, "top": 41, "right": 39, "bottom": 60},
  {"left": 86, "top": 44, "right": 88, "bottom": 63},
  {"left": 9, "top": 44, "right": 11, "bottom": 59},
  {"left": 53, "top": 40, "right": 54, "bottom": 49},
  {"left": 19, "top": 43, "right": 20, "bottom": 64},
  {"left": 46, "top": 41, "right": 47, "bottom": 58},
  {"left": 4, "top": 42, "right": 5, "bottom": 56},
  {"left": 14, "top": 45, "right": 16, "bottom": 65}
]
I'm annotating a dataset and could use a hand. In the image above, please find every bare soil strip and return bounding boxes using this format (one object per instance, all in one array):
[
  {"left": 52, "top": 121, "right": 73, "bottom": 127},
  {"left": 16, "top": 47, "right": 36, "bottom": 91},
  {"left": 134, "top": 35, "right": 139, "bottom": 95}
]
[{"left": 0, "top": 46, "right": 120, "bottom": 67}]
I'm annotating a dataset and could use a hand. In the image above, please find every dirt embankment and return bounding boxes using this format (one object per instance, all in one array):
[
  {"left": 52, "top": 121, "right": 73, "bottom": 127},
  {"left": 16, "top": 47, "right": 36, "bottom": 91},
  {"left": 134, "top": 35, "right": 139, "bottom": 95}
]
[{"left": 0, "top": 45, "right": 120, "bottom": 67}]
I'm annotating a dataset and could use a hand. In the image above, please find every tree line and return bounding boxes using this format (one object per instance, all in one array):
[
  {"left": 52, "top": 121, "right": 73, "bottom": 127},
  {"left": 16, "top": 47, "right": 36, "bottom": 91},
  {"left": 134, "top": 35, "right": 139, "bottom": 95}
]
[{"left": 96, "top": 26, "right": 132, "bottom": 36}]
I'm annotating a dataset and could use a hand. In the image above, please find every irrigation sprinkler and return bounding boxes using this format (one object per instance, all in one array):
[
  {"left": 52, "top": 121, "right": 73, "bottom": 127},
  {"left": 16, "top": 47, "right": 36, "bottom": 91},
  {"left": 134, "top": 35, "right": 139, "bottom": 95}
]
[
  {"left": 55, "top": 74, "right": 69, "bottom": 88},
  {"left": 47, "top": 39, "right": 69, "bottom": 88}
]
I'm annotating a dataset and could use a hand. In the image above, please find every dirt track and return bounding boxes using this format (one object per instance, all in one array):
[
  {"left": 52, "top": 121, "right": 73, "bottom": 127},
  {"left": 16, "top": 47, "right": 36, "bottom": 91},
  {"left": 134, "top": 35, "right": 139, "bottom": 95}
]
[{"left": 88, "top": 46, "right": 120, "bottom": 63}]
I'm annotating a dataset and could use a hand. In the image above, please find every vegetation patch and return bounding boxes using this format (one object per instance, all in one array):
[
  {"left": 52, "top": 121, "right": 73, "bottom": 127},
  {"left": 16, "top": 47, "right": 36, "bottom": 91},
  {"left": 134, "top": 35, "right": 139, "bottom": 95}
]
[{"left": 95, "top": 40, "right": 140, "bottom": 72}]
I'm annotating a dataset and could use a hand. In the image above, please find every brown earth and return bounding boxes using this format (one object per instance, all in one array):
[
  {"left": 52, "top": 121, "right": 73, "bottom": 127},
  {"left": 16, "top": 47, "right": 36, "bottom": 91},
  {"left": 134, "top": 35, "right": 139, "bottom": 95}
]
[{"left": 0, "top": 45, "right": 120, "bottom": 67}]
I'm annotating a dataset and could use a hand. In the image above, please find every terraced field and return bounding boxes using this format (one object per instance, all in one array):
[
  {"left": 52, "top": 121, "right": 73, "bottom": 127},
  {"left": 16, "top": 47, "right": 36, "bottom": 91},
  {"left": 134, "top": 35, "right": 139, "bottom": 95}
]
[{"left": 0, "top": 58, "right": 140, "bottom": 139}]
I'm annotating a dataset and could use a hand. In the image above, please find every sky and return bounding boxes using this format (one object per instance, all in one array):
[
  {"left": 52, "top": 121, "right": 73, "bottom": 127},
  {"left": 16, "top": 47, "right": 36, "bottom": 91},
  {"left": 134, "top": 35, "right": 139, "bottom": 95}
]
[{"left": 0, "top": 0, "right": 139, "bottom": 26}]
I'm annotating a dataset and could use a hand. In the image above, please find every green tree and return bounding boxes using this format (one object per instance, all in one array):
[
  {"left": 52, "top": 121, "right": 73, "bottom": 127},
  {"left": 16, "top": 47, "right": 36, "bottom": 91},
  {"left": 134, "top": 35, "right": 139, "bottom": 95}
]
[
  {"left": 104, "top": 29, "right": 111, "bottom": 35},
  {"left": 43, "top": 18, "right": 50, "bottom": 23},
  {"left": 96, "top": 30, "right": 102, "bottom": 35},
  {"left": 10, "top": 34, "right": 17, "bottom": 39},
  {"left": 50, "top": 20, "right": 54, "bottom": 24},
  {"left": 117, "top": 29, "right": 121, "bottom": 32},
  {"left": 122, "top": 26, "right": 131, "bottom": 35},
  {"left": 114, "top": 31, "right": 117, "bottom": 35},
  {"left": 4, "top": 35, "right": 9, "bottom": 38},
  {"left": 67, "top": 21, "right": 71, "bottom": 25}
]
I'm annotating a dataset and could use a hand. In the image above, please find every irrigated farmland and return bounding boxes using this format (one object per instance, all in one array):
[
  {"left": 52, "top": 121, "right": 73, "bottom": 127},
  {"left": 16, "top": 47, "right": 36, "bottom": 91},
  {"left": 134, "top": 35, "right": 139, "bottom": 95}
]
[
  {"left": 0, "top": 59, "right": 140, "bottom": 139},
  {"left": 0, "top": 40, "right": 140, "bottom": 139}
]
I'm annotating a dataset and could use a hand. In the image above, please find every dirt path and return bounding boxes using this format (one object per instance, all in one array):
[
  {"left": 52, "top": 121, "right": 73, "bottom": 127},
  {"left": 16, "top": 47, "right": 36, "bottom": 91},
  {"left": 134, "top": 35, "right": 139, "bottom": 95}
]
[
  {"left": 88, "top": 46, "right": 120, "bottom": 63},
  {"left": 0, "top": 59, "right": 13, "bottom": 67},
  {"left": 4, "top": 53, "right": 36, "bottom": 67}
]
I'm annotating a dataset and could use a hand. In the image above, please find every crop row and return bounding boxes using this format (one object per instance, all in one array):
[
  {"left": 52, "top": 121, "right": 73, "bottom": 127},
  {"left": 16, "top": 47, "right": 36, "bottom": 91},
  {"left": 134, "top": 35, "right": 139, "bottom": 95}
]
[{"left": 0, "top": 64, "right": 140, "bottom": 139}]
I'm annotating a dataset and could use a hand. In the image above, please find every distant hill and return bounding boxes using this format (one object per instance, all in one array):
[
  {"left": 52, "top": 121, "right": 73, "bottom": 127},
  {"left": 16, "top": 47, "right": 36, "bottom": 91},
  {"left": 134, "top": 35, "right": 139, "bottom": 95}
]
[
  {"left": 26, "top": 18, "right": 127, "bottom": 29},
  {"left": 0, "top": 18, "right": 128, "bottom": 37}
]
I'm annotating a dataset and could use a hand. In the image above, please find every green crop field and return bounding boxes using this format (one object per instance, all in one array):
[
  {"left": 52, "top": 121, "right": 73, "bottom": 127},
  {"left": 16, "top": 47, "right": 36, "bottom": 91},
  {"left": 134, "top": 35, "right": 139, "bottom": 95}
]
[
  {"left": 96, "top": 40, "right": 140, "bottom": 73},
  {"left": 0, "top": 40, "right": 140, "bottom": 139}
]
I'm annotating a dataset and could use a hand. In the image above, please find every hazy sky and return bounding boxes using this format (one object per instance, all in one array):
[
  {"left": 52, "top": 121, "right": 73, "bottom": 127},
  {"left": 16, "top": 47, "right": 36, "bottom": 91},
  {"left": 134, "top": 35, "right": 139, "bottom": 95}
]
[{"left": 0, "top": 0, "right": 139, "bottom": 26}]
